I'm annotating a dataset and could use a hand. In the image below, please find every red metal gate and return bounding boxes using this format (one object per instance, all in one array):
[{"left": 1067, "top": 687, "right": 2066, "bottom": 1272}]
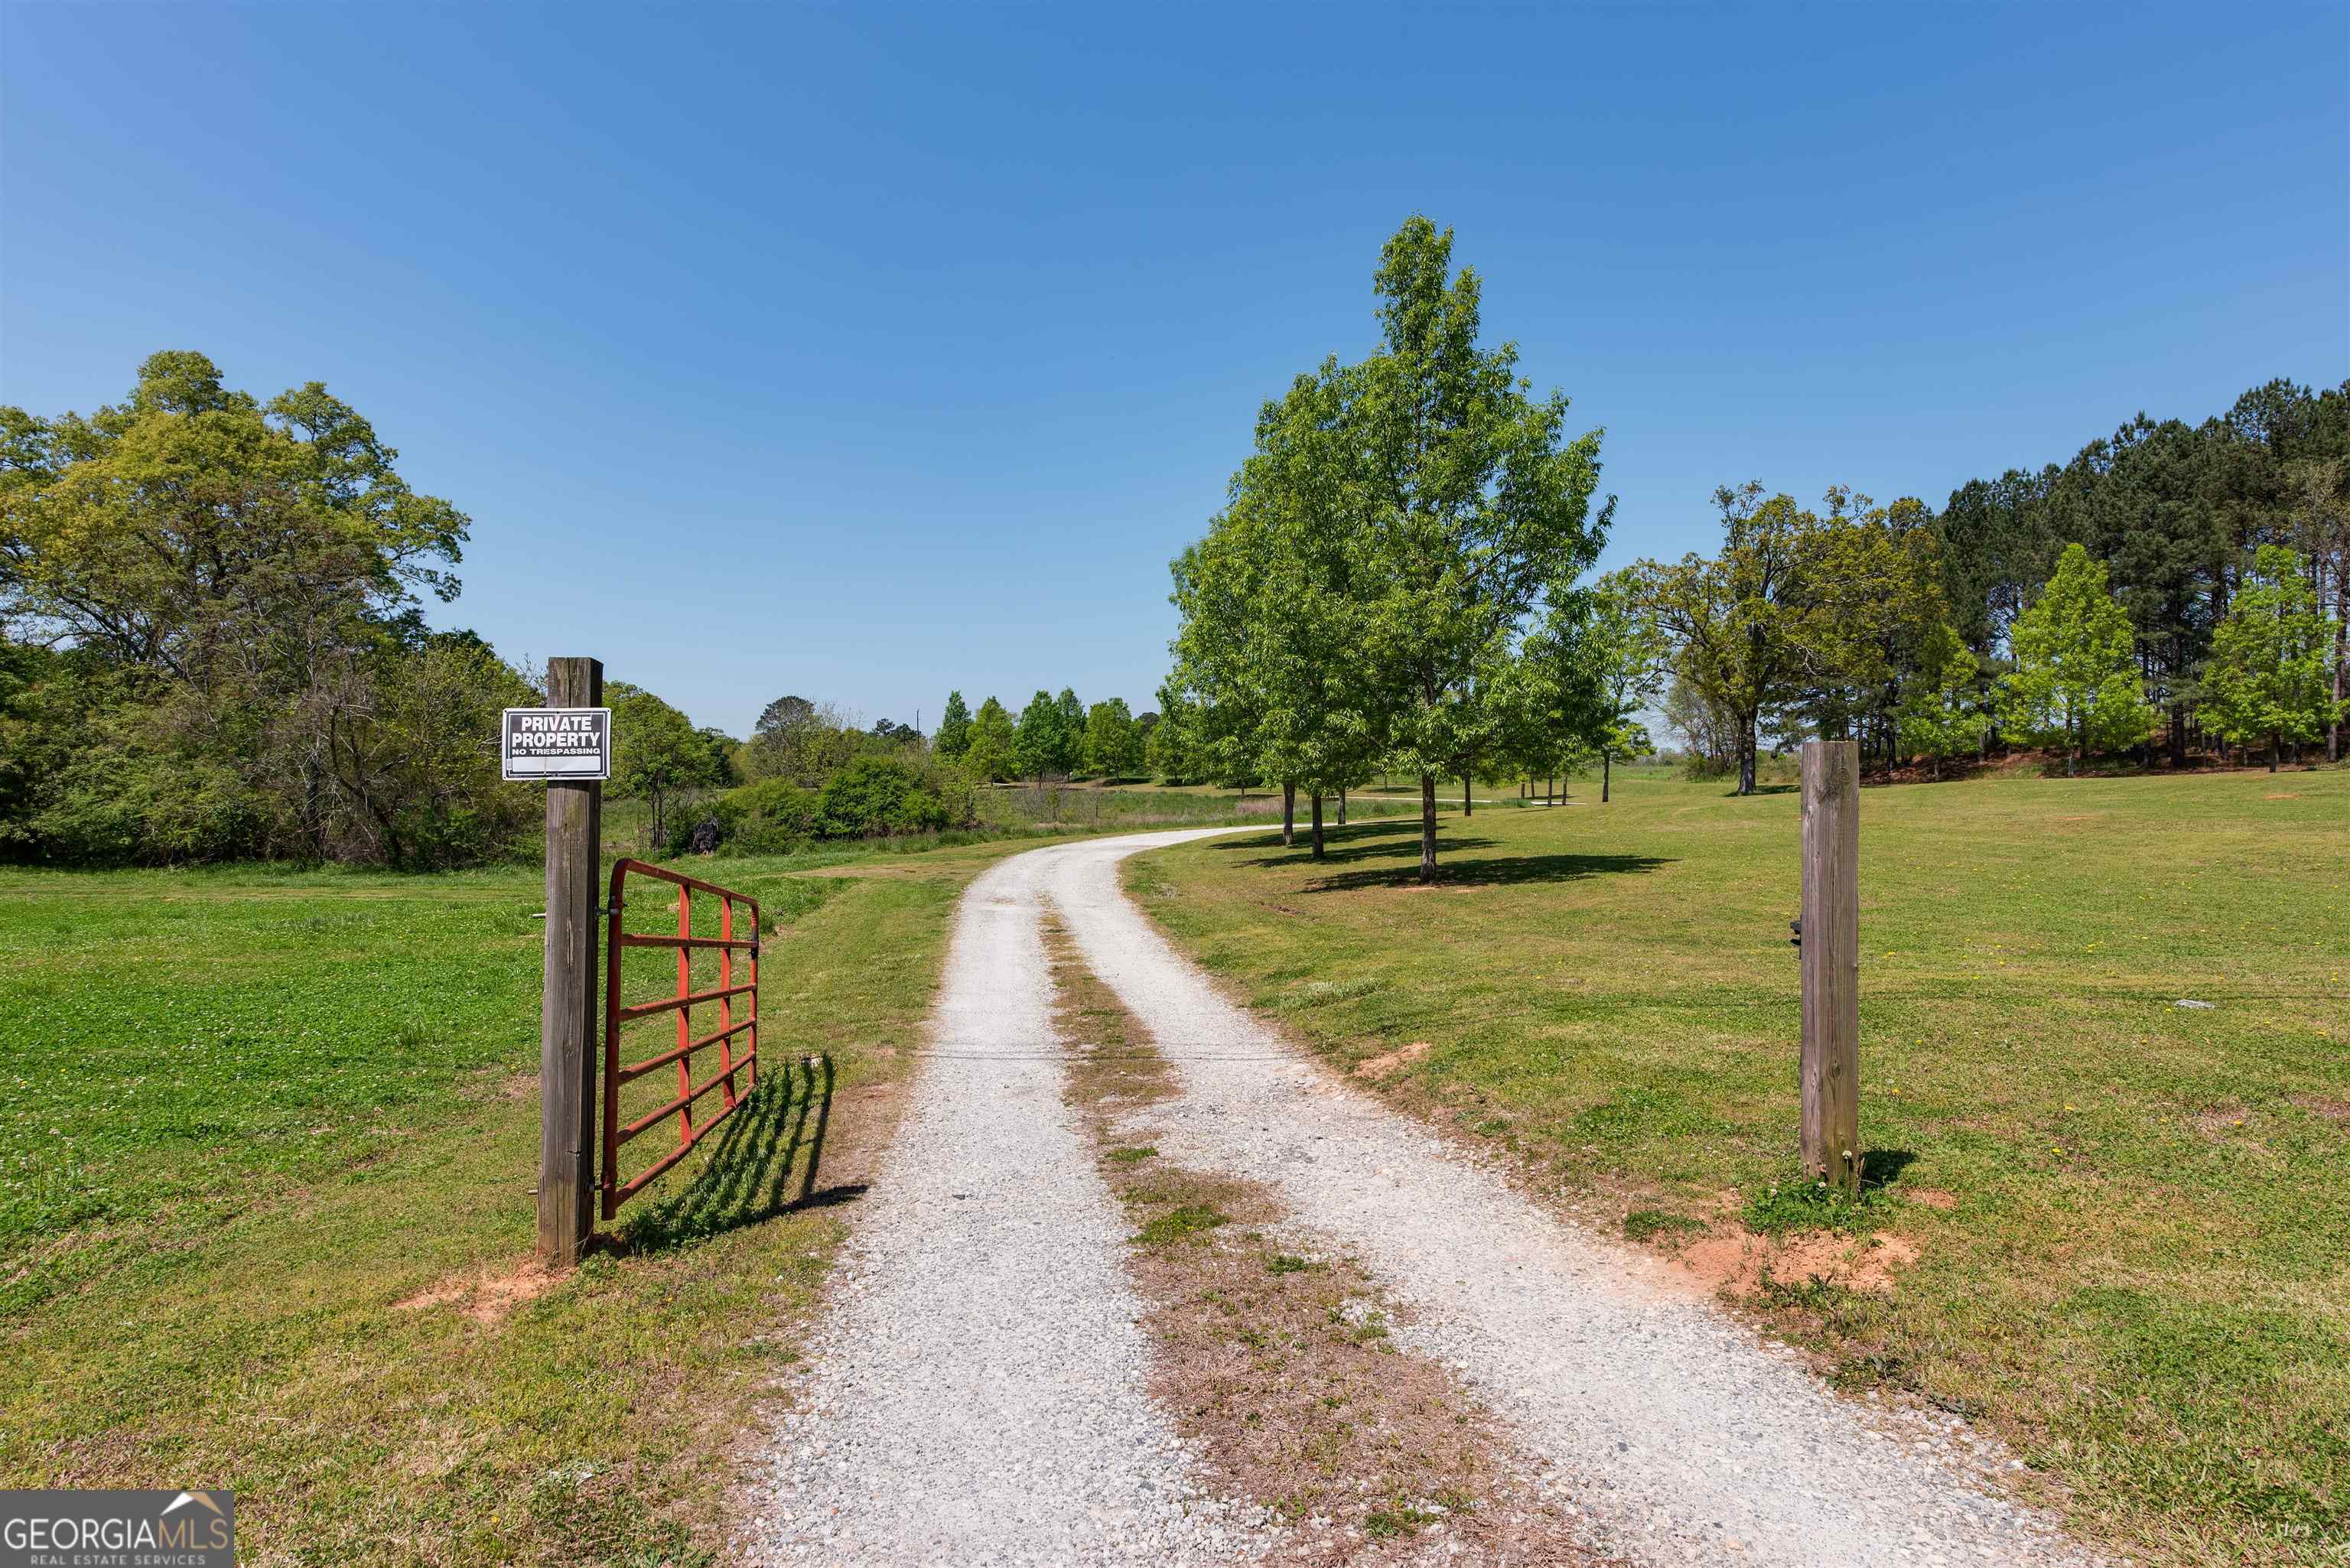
[{"left": 601, "top": 858, "right": 760, "bottom": 1218}]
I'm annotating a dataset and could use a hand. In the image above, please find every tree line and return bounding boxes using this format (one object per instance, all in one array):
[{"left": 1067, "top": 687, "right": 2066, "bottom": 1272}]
[
  {"left": 929, "top": 688, "right": 1159, "bottom": 783},
  {"left": 1645, "top": 378, "right": 2346, "bottom": 788},
  {"left": 0, "top": 352, "right": 973, "bottom": 867},
  {"left": 1163, "top": 219, "right": 2346, "bottom": 886}
]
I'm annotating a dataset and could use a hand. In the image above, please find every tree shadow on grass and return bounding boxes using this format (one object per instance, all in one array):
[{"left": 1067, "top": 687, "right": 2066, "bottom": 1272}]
[
  {"left": 610, "top": 1052, "right": 865, "bottom": 1254},
  {"left": 1236, "top": 820, "right": 1502, "bottom": 870},
  {"left": 1291, "top": 834, "right": 1675, "bottom": 891}
]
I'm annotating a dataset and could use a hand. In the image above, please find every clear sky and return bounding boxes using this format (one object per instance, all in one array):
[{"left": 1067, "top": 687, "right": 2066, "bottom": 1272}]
[{"left": 5, "top": 3, "right": 2343, "bottom": 736}]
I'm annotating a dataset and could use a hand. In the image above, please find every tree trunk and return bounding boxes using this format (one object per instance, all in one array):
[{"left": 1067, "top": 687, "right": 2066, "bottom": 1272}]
[
  {"left": 2270, "top": 734, "right": 2280, "bottom": 773},
  {"left": 1418, "top": 773, "right": 1437, "bottom": 883},
  {"left": 1602, "top": 750, "right": 1612, "bottom": 803},
  {"left": 1310, "top": 792, "right": 1325, "bottom": 860},
  {"left": 1281, "top": 781, "right": 1295, "bottom": 847},
  {"left": 2333, "top": 568, "right": 2346, "bottom": 763},
  {"left": 1738, "top": 714, "right": 1759, "bottom": 795},
  {"left": 1337, "top": 787, "right": 1347, "bottom": 825},
  {"left": 1462, "top": 776, "right": 1473, "bottom": 818}
]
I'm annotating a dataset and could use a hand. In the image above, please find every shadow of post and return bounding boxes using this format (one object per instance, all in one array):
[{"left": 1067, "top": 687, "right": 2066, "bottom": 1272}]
[{"left": 612, "top": 1051, "right": 865, "bottom": 1254}]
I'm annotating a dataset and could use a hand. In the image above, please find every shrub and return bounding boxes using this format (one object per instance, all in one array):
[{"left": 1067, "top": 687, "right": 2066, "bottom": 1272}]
[
  {"left": 816, "top": 756, "right": 949, "bottom": 838},
  {"left": 673, "top": 776, "right": 820, "bottom": 856}
]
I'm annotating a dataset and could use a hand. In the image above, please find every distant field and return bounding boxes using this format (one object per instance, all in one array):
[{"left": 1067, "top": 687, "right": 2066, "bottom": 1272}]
[
  {"left": 1127, "top": 763, "right": 2350, "bottom": 1566},
  {"left": 975, "top": 781, "right": 1423, "bottom": 831},
  {"left": 0, "top": 838, "right": 1019, "bottom": 1564}
]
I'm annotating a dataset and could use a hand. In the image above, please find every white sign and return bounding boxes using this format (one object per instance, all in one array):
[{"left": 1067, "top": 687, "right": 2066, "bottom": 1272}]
[{"left": 503, "top": 707, "right": 611, "bottom": 781}]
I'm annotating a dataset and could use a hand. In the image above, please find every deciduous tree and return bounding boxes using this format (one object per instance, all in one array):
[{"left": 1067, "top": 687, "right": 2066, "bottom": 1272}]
[
  {"left": 2201, "top": 545, "right": 2342, "bottom": 770},
  {"left": 2000, "top": 544, "right": 2156, "bottom": 774},
  {"left": 1349, "top": 217, "right": 1610, "bottom": 879},
  {"left": 965, "top": 696, "right": 1016, "bottom": 782},
  {"left": 934, "top": 690, "right": 973, "bottom": 760}
]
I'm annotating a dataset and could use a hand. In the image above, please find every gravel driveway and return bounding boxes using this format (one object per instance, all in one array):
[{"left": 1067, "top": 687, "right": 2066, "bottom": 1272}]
[
  {"left": 757, "top": 827, "right": 2100, "bottom": 1568},
  {"left": 755, "top": 845, "right": 1268, "bottom": 1566},
  {"left": 1040, "top": 828, "right": 2098, "bottom": 1568}
]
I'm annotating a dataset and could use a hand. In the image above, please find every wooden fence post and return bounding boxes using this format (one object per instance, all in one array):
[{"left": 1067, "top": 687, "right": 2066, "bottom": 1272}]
[
  {"left": 1800, "top": 738, "right": 1861, "bottom": 1196},
  {"left": 538, "top": 656, "right": 604, "bottom": 1268}
]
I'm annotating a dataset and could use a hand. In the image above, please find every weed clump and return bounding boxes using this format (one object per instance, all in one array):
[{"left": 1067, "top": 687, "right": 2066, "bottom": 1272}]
[
  {"left": 1742, "top": 1176, "right": 1890, "bottom": 1237},
  {"left": 1135, "top": 1204, "right": 1228, "bottom": 1246},
  {"left": 1622, "top": 1209, "right": 1709, "bottom": 1244}
]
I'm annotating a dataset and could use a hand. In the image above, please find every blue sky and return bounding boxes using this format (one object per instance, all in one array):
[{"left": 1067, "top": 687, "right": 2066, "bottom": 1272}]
[{"left": 5, "top": 3, "right": 2343, "bottom": 735}]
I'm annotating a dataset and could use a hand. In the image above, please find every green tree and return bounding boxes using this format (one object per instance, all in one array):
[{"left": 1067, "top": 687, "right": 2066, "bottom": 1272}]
[
  {"left": 609, "top": 682, "right": 730, "bottom": 848},
  {"left": 1349, "top": 217, "right": 1610, "bottom": 879},
  {"left": 1144, "top": 689, "right": 1201, "bottom": 782},
  {"left": 1171, "top": 363, "right": 1380, "bottom": 851},
  {"left": 1522, "top": 568, "right": 1665, "bottom": 804},
  {"left": 1014, "top": 690, "right": 1065, "bottom": 782},
  {"left": 1, "top": 351, "right": 465, "bottom": 679},
  {"left": 1082, "top": 698, "right": 1141, "bottom": 778},
  {"left": 2202, "top": 545, "right": 2342, "bottom": 770},
  {"left": 1896, "top": 626, "right": 1989, "bottom": 779},
  {"left": 1796, "top": 490, "right": 1949, "bottom": 766},
  {"left": 0, "top": 351, "right": 539, "bottom": 866},
  {"left": 934, "top": 690, "right": 972, "bottom": 760},
  {"left": 1632, "top": 485, "right": 1826, "bottom": 796},
  {"left": 2000, "top": 544, "right": 2156, "bottom": 774},
  {"left": 747, "top": 695, "right": 858, "bottom": 784},
  {"left": 964, "top": 696, "right": 1016, "bottom": 782}
]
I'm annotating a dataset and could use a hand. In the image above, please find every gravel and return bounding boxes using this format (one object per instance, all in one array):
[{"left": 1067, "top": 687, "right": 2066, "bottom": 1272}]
[
  {"left": 1038, "top": 828, "right": 2105, "bottom": 1568},
  {"left": 753, "top": 847, "right": 1272, "bottom": 1567}
]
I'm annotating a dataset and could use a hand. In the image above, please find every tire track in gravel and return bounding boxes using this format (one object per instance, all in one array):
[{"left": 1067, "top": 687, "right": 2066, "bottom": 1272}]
[
  {"left": 756, "top": 843, "right": 1271, "bottom": 1567},
  {"left": 1035, "top": 828, "right": 2105, "bottom": 1568}
]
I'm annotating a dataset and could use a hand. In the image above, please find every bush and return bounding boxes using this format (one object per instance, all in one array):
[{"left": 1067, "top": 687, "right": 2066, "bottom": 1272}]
[
  {"left": 816, "top": 756, "right": 949, "bottom": 838},
  {"left": 671, "top": 776, "right": 821, "bottom": 856}
]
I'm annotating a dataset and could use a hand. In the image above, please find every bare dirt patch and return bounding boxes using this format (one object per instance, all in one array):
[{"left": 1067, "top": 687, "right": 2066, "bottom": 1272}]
[
  {"left": 1655, "top": 1195, "right": 1922, "bottom": 1302},
  {"left": 2295, "top": 1095, "right": 2350, "bottom": 1125},
  {"left": 1908, "top": 1188, "right": 1959, "bottom": 1210},
  {"left": 2192, "top": 1104, "right": 2251, "bottom": 1139},
  {"left": 1353, "top": 1041, "right": 1432, "bottom": 1082},
  {"left": 1044, "top": 917, "right": 1609, "bottom": 1566},
  {"left": 391, "top": 1257, "right": 556, "bottom": 1327}
]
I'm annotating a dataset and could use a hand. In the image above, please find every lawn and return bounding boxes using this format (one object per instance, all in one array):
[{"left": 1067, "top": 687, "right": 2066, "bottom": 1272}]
[
  {"left": 1126, "top": 763, "right": 2350, "bottom": 1567},
  {"left": 0, "top": 838, "right": 1020, "bottom": 1566}
]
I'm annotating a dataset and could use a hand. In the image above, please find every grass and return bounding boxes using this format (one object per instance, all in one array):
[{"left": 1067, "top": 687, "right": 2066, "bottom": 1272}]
[
  {"left": 0, "top": 836, "right": 1024, "bottom": 1564},
  {"left": 1127, "top": 761, "right": 2350, "bottom": 1566}
]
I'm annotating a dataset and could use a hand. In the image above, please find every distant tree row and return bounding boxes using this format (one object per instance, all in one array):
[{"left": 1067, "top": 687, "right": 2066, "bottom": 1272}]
[
  {"left": 1640, "top": 377, "right": 2347, "bottom": 786},
  {"left": 931, "top": 688, "right": 1157, "bottom": 782}
]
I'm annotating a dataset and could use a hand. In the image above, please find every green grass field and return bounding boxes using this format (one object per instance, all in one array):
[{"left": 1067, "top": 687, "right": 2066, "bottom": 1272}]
[
  {"left": 0, "top": 838, "right": 1022, "bottom": 1566},
  {"left": 1128, "top": 764, "right": 2350, "bottom": 1567}
]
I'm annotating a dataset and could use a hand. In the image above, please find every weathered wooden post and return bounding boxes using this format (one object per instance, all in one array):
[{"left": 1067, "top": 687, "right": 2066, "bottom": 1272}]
[
  {"left": 1800, "top": 738, "right": 1861, "bottom": 1196},
  {"left": 535, "top": 657, "right": 605, "bottom": 1267}
]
